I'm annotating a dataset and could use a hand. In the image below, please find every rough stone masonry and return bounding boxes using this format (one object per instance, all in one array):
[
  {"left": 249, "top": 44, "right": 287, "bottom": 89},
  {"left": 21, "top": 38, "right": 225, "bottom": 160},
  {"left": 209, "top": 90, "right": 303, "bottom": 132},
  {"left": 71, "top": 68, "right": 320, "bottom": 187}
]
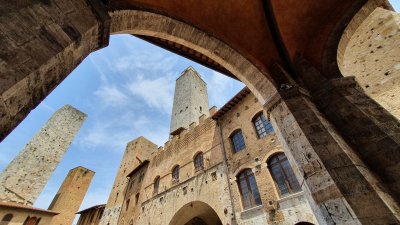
[{"left": 0, "top": 105, "right": 87, "bottom": 205}]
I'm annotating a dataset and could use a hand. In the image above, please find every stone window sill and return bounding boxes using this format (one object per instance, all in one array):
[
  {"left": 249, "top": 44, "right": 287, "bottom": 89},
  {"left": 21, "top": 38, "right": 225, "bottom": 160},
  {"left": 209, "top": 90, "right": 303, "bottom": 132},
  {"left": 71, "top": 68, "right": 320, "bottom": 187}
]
[{"left": 277, "top": 191, "right": 303, "bottom": 203}]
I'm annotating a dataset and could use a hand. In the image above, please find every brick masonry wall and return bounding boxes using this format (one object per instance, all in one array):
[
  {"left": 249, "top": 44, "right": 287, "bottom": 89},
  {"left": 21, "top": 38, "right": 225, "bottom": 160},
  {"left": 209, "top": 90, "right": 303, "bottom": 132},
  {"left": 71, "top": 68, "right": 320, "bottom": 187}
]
[
  {"left": 0, "top": 0, "right": 109, "bottom": 141},
  {"left": 219, "top": 92, "right": 317, "bottom": 225},
  {"left": 98, "top": 137, "right": 158, "bottom": 225},
  {"left": 340, "top": 8, "right": 400, "bottom": 118},
  {"left": 106, "top": 91, "right": 318, "bottom": 225},
  {"left": 170, "top": 67, "right": 210, "bottom": 134},
  {"left": 0, "top": 105, "right": 87, "bottom": 205},
  {"left": 49, "top": 167, "right": 95, "bottom": 225}
]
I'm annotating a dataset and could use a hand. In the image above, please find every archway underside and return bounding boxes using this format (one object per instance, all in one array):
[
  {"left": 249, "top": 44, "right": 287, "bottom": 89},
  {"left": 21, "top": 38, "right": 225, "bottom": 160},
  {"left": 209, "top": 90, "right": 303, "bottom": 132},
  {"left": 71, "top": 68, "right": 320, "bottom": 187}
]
[{"left": 168, "top": 201, "right": 222, "bottom": 225}]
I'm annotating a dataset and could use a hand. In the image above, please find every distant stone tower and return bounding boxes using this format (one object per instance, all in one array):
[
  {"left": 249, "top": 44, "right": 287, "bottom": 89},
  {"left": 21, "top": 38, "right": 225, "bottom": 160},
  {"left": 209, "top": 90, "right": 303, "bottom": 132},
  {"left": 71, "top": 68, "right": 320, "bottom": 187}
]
[
  {"left": 0, "top": 105, "right": 87, "bottom": 205},
  {"left": 49, "top": 166, "right": 95, "bottom": 225},
  {"left": 170, "top": 66, "right": 209, "bottom": 135},
  {"left": 98, "top": 137, "right": 158, "bottom": 225}
]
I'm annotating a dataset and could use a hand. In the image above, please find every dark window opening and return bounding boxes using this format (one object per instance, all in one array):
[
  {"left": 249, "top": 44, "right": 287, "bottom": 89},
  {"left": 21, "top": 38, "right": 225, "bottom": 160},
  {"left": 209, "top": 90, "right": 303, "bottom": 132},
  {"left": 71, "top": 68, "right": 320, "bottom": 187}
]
[
  {"left": 268, "top": 153, "right": 301, "bottom": 196},
  {"left": 253, "top": 113, "right": 273, "bottom": 138},
  {"left": 172, "top": 165, "right": 180, "bottom": 183},
  {"left": 126, "top": 199, "right": 130, "bottom": 211},
  {"left": 194, "top": 152, "right": 204, "bottom": 171},
  {"left": 230, "top": 130, "right": 246, "bottom": 153},
  {"left": 1, "top": 214, "right": 13, "bottom": 224},
  {"left": 237, "top": 169, "right": 262, "bottom": 209},
  {"left": 135, "top": 193, "right": 140, "bottom": 205},
  {"left": 154, "top": 176, "right": 160, "bottom": 194}
]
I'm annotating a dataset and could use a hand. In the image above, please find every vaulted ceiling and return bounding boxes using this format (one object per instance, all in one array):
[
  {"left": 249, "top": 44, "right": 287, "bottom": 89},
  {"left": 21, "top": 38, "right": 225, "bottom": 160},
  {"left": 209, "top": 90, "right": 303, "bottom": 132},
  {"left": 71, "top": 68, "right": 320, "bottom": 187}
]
[{"left": 108, "top": 0, "right": 389, "bottom": 79}]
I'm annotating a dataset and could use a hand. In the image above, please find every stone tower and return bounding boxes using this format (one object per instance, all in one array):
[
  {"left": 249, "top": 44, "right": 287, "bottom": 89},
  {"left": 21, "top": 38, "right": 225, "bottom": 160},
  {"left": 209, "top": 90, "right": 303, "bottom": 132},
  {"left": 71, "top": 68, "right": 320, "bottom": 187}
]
[
  {"left": 48, "top": 166, "right": 95, "bottom": 225},
  {"left": 0, "top": 105, "right": 87, "bottom": 205},
  {"left": 99, "top": 137, "right": 158, "bottom": 225},
  {"left": 170, "top": 66, "right": 209, "bottom": 135}
]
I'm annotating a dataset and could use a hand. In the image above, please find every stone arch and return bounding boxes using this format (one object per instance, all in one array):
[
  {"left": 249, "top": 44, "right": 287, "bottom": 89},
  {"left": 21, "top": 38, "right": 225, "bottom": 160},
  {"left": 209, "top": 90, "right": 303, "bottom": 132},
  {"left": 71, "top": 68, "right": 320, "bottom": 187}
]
[
  {"left": 322, "top": 0, "right": 392, "bottom": 78},
  {"left": 337, "top": 0, "right": 393, "bottom": 71},
  {"left": 168, "top": 201, "right": 222, "bottom": 225},
  {"left": 336, "top": 4, "right": 400, "bottom": 118},
  {"left": 1, "top": 8, "right": 277, "bottom": 142},
  {"left": 262, "top": 149, "right": 285, "bottom": 167},
  {"left": 109, "top": 10, "right": 276, "bottom": 105}
]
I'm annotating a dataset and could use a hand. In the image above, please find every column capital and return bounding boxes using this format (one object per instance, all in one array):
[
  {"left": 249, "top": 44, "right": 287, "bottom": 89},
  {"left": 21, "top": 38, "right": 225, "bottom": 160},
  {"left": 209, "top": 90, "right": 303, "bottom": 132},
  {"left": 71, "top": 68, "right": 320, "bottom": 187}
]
[
  {"left": 264, "top": 86, "right": 310, "bottom": 120},
  {"left": 313, "top": 76, "right": 361, "bottom": 98},
  {"left": 86, "top": 0, "right": 111, "bottom": 49}
]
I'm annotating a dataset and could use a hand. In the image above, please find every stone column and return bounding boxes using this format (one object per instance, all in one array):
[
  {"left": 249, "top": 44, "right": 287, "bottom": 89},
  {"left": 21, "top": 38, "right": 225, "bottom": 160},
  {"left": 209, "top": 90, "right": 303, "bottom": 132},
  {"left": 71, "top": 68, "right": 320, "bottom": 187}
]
[
  {"left": 265, "top": 86, "right": 400, "bottom": 224},
  {"left": 295, "top": 55, "right": 400, "bottom": 201},
  {"left": 0, "top": 105, "right": 87, "bottom": 205},
  {"left": 0, "top": 0, "right": 110, "bottom": 141}
]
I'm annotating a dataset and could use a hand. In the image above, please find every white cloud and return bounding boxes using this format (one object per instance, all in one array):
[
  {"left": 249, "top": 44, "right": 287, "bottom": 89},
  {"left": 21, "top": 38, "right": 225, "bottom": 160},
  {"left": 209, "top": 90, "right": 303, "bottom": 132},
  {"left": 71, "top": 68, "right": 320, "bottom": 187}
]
[
  {"left": 78, "top": 112, "right": 168, "bottom": 151},
  {"left": 94, "top": 85, "right": 129, "bottom": 107},
  {"left": 207, "top": 71, "right": 244, "bottom": 107},
  {"left": 126, "top": 76, "right": 174, "bottom": 115}
]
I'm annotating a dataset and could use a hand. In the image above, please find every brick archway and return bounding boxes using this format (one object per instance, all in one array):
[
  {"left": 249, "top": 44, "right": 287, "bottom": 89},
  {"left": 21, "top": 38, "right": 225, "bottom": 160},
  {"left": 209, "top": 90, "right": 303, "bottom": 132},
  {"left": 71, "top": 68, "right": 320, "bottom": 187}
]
[
  {"left": 109, "top": 10, "right": 276, "bottom": 104},
  {"left": 0, "top": 7, "right": 276, "bottom": 142},
  {"left": 168, "top": 201, "right": 222, "bottom": 225}
]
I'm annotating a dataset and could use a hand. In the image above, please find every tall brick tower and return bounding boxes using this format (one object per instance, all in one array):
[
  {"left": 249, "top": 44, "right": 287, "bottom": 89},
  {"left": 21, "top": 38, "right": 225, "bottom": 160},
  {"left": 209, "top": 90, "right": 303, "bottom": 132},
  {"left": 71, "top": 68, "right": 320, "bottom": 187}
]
[
  {"left": 170, "top": 66, "right": 209, "bottom": 135},
  {"left": 0, "top": 105, "right": 87, "bottom": 205},
  {"left": 99, "top": 137, "right": 158, "bottom": 225},
  {"left": 48, "top": 166, "right": 95, "bottom": 225}
]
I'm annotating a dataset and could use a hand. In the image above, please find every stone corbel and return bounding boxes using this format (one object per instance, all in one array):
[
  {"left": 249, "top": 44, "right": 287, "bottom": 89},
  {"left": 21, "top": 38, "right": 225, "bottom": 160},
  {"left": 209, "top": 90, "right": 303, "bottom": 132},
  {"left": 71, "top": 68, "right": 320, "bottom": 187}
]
[
  {"left": 86, "top": 0, "right": 111, "bottom": 49},
  {"left": 264, "top": 85, "right": 310, "bottom": 120}
]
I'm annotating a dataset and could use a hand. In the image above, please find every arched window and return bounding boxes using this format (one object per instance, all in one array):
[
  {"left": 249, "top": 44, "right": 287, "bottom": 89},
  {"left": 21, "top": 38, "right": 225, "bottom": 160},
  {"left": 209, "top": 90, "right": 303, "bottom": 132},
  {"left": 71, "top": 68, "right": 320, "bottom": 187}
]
[
  {"left": 153, "top": 176, "right": 160, "bottom": 194},
  {"left": 22, "top": 216, "right": 41, "bottom": 225},
  {"left": 194, "top": 152, "right": 204, "bottom": 171},
  {"left": 172, "top": 165, "right": 180, "bottom": 183},
  {"left": 230, "top": 130, "right": 246, "bottom": 153},
  {"left": 135, "top": 193, "right": 140, "bottom": 205},
  {"left": 268, "top": 153, "right": 301, "bottom": 196},
  {"left": 237, "top": 169, "right": 262, "bottom": 209},
  {"left": 1, "top": 214, "right": 13, "bottom": 224},
  {"left": 125, "top": 198, "right": 130, "bottom": 211},
  {"left": 252, "top": 113, "right": 273, "bottom": 138}
]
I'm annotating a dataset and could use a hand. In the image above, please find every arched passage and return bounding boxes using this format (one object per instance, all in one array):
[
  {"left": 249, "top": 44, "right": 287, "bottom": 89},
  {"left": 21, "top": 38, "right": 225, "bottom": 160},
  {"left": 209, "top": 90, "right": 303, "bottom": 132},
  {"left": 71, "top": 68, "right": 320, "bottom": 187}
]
[
  {"left": 168, "top": 201, "right": 222, "bottom": 225},
  {"left": 0, "top": 8, "right": 276, "bottom": 142},
  {"left": 109, "top": 10, "right": 276, "bottom": 104}
]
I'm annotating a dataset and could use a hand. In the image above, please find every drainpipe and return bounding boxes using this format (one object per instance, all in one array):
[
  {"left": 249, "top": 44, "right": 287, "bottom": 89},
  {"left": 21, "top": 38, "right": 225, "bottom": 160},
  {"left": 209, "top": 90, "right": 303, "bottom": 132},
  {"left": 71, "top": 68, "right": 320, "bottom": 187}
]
[{"left": 217, "top": 119, "right": 238, "bottom": 225}]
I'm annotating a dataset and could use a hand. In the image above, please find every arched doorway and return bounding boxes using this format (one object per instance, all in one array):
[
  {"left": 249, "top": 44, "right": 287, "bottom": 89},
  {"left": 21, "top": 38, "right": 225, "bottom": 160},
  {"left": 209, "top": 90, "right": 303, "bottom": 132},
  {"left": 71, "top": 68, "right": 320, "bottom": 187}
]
[{"left": 168, "top": 201, "right": 222, "bottom": 225}]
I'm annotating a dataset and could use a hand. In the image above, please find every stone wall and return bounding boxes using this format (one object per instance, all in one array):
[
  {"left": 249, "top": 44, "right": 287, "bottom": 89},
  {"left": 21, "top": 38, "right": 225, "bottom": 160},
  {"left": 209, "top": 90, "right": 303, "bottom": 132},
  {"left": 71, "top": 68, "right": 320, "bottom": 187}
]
[
  {"left": 0, "top": 0, "right": 109, "bottom": 141},
  {"left": 76, "top": 205, "right": 105, "bottom": 225},
  {"left": 218, "top": 91, "right": 317, "bottom": 225},
  {"left": 170, "top": 67, "right": 210, "bottom": 134},
  {"left": 98, "top": 137, "right": 158, "bottom": 225},
  {"left": 104, "top": 89, "right": 318, "bottom": 225},
  {"left": 0, "top": 105, "right": 87, "bottom": 205},
  {"left": 0, "top": 202, "right": 56, "bottom": 225},
  {"left": 48, "top": 167, "right": 95, "bottom": 225},
  {"left": 340, "top": 7, "right": 400, "bottom": 118},
  {"left": 113, "top": 110, "right": 233, "bottom": 225}
]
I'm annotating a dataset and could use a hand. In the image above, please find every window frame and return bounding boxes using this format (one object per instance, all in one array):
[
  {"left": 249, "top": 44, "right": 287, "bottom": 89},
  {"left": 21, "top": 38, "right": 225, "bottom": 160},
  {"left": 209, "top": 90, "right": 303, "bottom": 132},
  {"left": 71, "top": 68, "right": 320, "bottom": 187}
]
[
  {"left": 1, "top": 214, "right": 13, "bottom": 225},
  {"left": 252, "top": 112, "right": 273, "bottom": 139},
  {"left": 153, "top": 176, "right": 160, "bottom": 194},
  {"left": 236, "top": 169, "right": 262, "bottom": 210},
  {"left": 194, "top": 152, "right": 204, "bottom": 171},
  {"left": 268, "top": 153, "right": 301, "bottom": 197},
  {"left": 172, "top": 165, "right": 180, "bottom": 183},
  {"left": 230, "top": 129, "right": 246, "bottom": 153}
]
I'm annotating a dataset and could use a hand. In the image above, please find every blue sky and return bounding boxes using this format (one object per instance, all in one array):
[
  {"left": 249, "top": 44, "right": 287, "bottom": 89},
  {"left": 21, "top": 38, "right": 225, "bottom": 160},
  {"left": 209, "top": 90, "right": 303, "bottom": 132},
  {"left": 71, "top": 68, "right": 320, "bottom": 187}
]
[
  {"left": 0, "top": 35, "right": 244, "bottom": 216},
  {"left": 0, "top": 2, "right": 399, "bottom": 223}
]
